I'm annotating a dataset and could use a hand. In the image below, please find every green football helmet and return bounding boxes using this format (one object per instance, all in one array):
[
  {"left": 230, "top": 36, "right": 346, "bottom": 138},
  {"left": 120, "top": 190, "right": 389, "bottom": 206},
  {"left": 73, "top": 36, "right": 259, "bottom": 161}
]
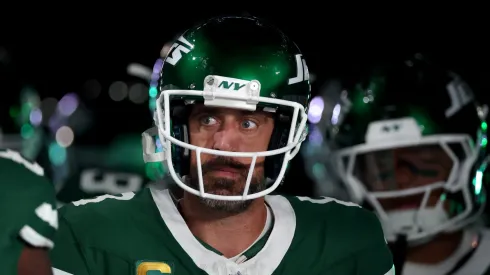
[
  {"left": 314, "top": 54, "right": 488, "bottom": 244},
  {"left": 142, "top": 15, "right": 311, "bottom": 201}
]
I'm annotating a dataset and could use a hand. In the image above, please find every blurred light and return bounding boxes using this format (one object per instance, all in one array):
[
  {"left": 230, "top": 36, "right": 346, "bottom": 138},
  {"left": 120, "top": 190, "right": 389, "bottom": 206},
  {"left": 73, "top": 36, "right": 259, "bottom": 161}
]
[
  {"left": 48, "top": 142, "right": 67, "bottom": 166},
  {"left": 55, "top": 126, "right": 74, "bottom": 148},
  {"left": 41, "top": 97, "right": 58, "bottom": 123},
  {"left": 153, "top": 59, "right": 164, "bottom": 74},
  {"left": 477, "top": 105, "right": 489, "bottom": 119},
  {"left": 312, "top": 163, "right": 326, "bottom": 179},
  {"left": 308, "top": 96, "right": 324, "bottom": 124},
  {"left": 129, "top": 83, "right": 149, "bottom": 104},
  {"left": 149, "top": 87, "right": 158, "bottom": 98},
  {"left": 20, "top": 104, "right": 32, "bottom": 123},
  {"left": 475, "top": 170, "right": 483, "bottom": 195},
  {"left": 29, "top": 108, "right": 43, "bottom": 126},
  {"left": 149, "top": 98, "right": 157, "bottom": 111},
  {"left": 151, "top": 73, "right": 159, "bottom": 82},
  {"left": 331, "top": 104, "right": 341, "bottom": 125},
  {"left": 156, "top": 137, "right": 163, "bottom": 152},
  {"left": 20, "top": 124, "right": 34, "bottom": 139},
  {"left": 83, "top": 79, "right": 102, "bottom": 99},
  {"left": 20, "top": 87, "right": 41, "bottom": 108},
  {"left": 58, "top": 93, "right": 79, "bottom": 116},
  {"left": 308, "top": 126, "right": 323, "bottom": 145},
  {"left": 127, "top": 63, "right": 152, "bottom": 81},
  {"left": 48, "top": 114, "right": 63, "bottom": 133},
  {"left": 108, "top": 81, "right": 128, "bottom": 101},
  {"left": 148, "top": 58, "right": 163, "bottom": 99}
]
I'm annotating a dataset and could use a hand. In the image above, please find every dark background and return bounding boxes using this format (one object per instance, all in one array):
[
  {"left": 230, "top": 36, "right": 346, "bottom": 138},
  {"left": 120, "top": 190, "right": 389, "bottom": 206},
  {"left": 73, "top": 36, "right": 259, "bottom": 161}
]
[
  {"left": 1, "top": 8, "right": 489, "bottom": 196},
  {"left": 2, "top": 8, "right": 490, "bottom": 99}
]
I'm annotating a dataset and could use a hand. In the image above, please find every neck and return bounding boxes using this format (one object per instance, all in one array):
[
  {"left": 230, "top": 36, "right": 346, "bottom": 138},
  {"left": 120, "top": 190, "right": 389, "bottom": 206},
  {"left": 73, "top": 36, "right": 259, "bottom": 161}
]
[
  {"left": 407, "top": 231, "right": 464, "bottom": 264},
  {"left": 180, "top": 192, "right": 267, "bottom": 258}
]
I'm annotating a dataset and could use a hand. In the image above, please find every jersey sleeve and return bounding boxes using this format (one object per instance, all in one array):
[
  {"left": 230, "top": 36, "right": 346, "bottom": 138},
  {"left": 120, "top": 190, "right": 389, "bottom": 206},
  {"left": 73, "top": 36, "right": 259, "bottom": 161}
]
[
  {"left": 0, "top": 150, "right": 58, "bottom": 249},
  {"left": 16, "top": 177, "right": 58, "bottom": 249},
  {"left": 354, "top": 211, "right": 394, "bottom": 275},
  {"left": 50, "top": 209, "right": 90, "bottom": 275},
  {"left": 18, "top": 193, "right": 58, "bottom": 249}
]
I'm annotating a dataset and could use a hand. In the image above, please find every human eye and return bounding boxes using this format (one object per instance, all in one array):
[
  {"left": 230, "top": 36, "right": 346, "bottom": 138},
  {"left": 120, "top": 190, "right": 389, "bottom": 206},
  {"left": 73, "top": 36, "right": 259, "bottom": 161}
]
[
  {"left": 200, "top": 116, "right": 218, "bottom": 126},
  {"left": 241, "top": 119, "right": 258, "bottom": 130}
]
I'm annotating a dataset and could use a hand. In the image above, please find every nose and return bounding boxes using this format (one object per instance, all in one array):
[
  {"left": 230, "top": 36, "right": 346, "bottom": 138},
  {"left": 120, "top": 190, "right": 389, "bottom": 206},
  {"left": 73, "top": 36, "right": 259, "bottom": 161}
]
[
  {"left": 394, "top": 155, "right": 422, "bottom": 190},
  {"left": 212, "top": 119, "right": 240, "bottom": 152}
]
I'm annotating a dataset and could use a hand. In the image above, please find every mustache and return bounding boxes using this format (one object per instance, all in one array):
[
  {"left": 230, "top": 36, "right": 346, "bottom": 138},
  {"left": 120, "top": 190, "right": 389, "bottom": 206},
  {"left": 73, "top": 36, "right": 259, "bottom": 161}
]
[{"left": 201, "top": 156, "right": 264, "bottom": 174}]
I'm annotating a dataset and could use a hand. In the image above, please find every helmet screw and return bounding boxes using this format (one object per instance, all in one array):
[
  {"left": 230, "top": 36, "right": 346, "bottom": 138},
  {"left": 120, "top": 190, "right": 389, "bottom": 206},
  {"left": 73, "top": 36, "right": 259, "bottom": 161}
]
[{"left": 206, "top": 77, "right": 215, "bottom": 86}]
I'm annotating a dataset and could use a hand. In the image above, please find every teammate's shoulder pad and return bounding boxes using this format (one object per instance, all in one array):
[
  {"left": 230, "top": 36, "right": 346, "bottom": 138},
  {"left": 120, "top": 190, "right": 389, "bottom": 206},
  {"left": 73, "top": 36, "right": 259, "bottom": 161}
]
[
  {"left": 0, "top": 149, "right": 44, "bottom": 177},
  {"left": 287, "top": 195, "right": 361, "bottom": 213},
  {"left": 58, "top": 192, "right": 136, "bottom": 223},
  {"left": 0, "top": 149, "right": 55, "bottom": 203}
]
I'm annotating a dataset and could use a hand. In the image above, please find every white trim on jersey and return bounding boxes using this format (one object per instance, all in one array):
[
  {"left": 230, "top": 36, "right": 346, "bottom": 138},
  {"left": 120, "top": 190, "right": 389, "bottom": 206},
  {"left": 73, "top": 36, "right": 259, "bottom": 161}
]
[
  {"left": 19, "top": 225, "right": 54, "bottom": 248},
  {"left": 35, "top": 202, "right": 58, "bottom": 229},
  {"left": 384, "top": 264, "right": 395, "bottom": 275},
  {"left": 297, "top": 196, "right": 361, "bottom": 207},
  {"left": 52, "top": 267, "right": 73, "bottom": 275},
  {"left": 150, "top": 188, "right": 296, "bottom": 275}
]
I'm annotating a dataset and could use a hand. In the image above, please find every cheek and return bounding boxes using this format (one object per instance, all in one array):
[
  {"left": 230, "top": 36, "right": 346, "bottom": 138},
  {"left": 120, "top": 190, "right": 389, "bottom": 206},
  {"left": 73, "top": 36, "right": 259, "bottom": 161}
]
[
  {"left": 190, "top": 152, "right": 196, "bottom": 167},
  {"left": 240, "top": 125, "right": 274, "bottom": 152},
  {"left": 188, "top": 130, "right": 202, "bottom": 168},
  {"left": 189, "top": 129, "right": 208, "bottom": 147},
  {"left": 249, "top": 127, "right": 274, "bottom": 165},
  {"left": 188, "top": 133, "right": 214, "bottom": 167}
]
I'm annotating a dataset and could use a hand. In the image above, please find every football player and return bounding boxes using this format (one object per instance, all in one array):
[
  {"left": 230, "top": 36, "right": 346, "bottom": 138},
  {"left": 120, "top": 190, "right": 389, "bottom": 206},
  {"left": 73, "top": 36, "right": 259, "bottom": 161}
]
[
  {"left": 310, "top": 53, "right": 490, "bottom": 274},
  {"left": 51, "top": 15, "right": 394, "bottom": 275},
  {"left": 0, "top": 149, "right": 58, "bottom": 275}
]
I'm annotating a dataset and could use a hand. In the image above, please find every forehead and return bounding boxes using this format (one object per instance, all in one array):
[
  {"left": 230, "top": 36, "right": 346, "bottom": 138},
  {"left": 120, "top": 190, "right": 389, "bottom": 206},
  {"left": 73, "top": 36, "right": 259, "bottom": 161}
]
[{"left": 190, "top": 104, "right": 272, "bottom": 118}]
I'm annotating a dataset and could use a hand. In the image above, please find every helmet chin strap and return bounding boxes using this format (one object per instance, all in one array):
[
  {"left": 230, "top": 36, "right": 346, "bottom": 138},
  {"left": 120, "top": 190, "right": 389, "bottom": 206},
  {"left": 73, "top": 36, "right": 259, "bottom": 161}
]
[{"left": 384, "top": 207, "right": 449, "bottom": 245}]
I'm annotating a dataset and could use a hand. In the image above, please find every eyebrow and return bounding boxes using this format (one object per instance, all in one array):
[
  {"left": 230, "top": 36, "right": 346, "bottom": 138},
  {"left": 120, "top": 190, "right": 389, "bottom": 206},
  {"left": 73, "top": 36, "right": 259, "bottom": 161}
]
[{"left": 192, "top": 106, "right": 272, "bottom": 118}]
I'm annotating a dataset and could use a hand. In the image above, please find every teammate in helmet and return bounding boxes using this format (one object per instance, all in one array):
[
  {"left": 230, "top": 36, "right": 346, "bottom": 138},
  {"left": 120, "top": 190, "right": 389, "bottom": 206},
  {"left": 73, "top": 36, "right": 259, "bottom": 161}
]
[
  {"left": 0, "top": 149, "right": 58, "bottom": 275},
  {"left": 311, "top": 53, "right": 490, "bottom": 275},
  {"left": 51, "top": 16, "right": 394, "bottom": 275}
]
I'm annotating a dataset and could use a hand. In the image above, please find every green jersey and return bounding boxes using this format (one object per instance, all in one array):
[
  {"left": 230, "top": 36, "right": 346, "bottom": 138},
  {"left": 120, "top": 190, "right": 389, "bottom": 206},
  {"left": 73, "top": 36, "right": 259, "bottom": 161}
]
[
  {"left": 51, "top": 186, "right": 394, "bottom": 275},
  {"left": 0, "top": 149, "right": 58, "bottom": 274}
]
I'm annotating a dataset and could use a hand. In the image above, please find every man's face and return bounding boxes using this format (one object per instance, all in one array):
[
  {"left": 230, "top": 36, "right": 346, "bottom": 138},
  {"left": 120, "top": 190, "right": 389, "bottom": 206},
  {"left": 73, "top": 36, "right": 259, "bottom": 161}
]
[
  {"left": 356, "top": 145, "right": 454, "bottom": 210},
  {"left": 187, "top": 104, "right": 274, "bottom": 213}
]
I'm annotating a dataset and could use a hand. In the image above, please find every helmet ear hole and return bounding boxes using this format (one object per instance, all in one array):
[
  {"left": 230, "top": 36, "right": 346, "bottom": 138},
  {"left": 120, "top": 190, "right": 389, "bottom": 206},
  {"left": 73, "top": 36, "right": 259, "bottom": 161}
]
[
  {"left": 170, "top": 103, "right": 191, "bottom": 177},
  {"left": 265, "top": 113, "right": 292, "bottom": 182}
]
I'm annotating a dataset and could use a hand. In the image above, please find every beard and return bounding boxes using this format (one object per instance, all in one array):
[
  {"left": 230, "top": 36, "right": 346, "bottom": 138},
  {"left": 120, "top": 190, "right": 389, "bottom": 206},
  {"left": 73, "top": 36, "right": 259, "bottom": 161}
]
[{"left": 188, "top": 156, "right": 266, "bottom": 214}]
